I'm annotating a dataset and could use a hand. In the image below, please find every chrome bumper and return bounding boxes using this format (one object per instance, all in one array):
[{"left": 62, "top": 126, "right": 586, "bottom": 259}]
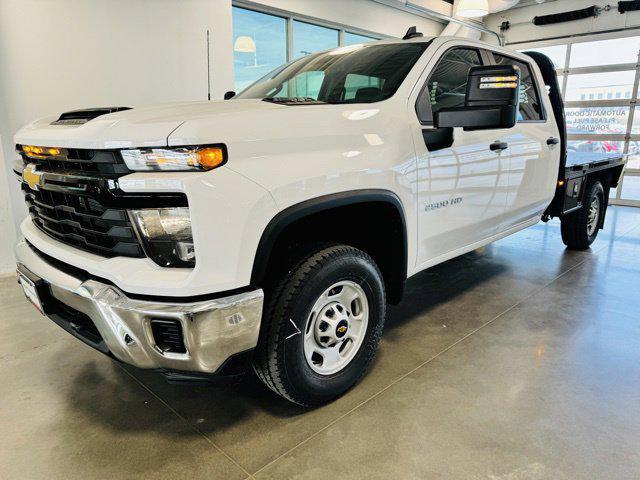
[{"left": 15, "top": 239, "right": 264, "bottom": 374}]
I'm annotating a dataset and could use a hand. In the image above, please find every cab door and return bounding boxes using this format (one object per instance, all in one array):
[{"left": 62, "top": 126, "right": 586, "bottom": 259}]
[
  {"left": 411, "top": 45, "right": 511, "bottom": 268},
  {"left": 487, "top": 51, "right": 560, "bottom": 230}
]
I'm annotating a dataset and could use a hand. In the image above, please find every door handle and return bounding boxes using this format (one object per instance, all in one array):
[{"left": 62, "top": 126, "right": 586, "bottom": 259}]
[
  {"left": 547, "top": 137, "right": 560, "bottom": 145},
  {"left": 490, "top": 141, "right": 508, "bottom": 151}
]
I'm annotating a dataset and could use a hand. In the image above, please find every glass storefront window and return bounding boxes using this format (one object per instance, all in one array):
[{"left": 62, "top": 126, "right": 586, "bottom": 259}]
[
  {"left": 569, "top": 37, "right": 640, "bottom": 68},
  {"left": 344, "top": 32, "right": 377, "bottom": 46},
  {"left": 567, "top": 140, "right": 625, "bottom": 155},
  {"left": 526, "top": 34, "right": 640, "bottom": 204},
  {"left": 625, "top": 151, "right": 640, "bottom": 170},
  {"left": 565, "top": 71, "right": 636, "bottom": 101},
  {"left": 630, "top": 110, "right": 640, "bottom": 134},
  {"left": 232, "top": 7, "right": 287, "bottom": 92},
  {"left": 519, "top": 44, "right": 567, "bottom": 69},
  {"left": 565, "top": 107, "right": 630, "bottom": 135},
  {"left": 621, "top": 175, "right": 640, "bottom": 200},
  {"left": 293, "top": 21, "right": 339, "bottom": 59}
]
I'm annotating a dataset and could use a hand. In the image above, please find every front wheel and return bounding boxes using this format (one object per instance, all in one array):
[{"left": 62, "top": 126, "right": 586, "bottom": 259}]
[
  {"left": 253, "top": 245, "right": 386, "bottom": 407},
  {"left": 561, "top": 181, "right": 605, "bottom": 250}
]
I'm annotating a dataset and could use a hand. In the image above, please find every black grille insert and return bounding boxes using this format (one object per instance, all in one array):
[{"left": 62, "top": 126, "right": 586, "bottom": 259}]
[
  {"left": 151, "top": 319, "right": 187, "bottom": 354},
  {"left": 23, "top": 185, "right": 144, "bottom": 258}
]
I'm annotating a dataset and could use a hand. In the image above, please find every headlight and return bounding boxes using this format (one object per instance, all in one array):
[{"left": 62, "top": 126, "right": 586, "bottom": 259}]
[
  {"left": 121, "top": 145, "right": 226, "bottom": 171},
  {"left": 130, "top": 208, "right": 195, "bottom": 267}
]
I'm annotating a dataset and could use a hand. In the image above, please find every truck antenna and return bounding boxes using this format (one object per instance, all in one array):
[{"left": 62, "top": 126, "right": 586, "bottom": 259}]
[
  {"left": 403, "top": 26, "right": 423, "bottom": 40},
  {"left": 207, "top": 29, "right": 211, "bottom": 101}
]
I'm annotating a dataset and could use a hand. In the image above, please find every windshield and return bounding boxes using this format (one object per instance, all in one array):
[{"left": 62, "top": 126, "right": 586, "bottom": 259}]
[{"left": 235, "top": 42, "right": 428, "bottom": 104}]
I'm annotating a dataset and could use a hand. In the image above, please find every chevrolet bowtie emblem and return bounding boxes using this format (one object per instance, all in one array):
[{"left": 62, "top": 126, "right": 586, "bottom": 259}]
[
  {"left": 23, "top": 164, "right": 44, "bottom": 191},
  {"left": 337, "top": 326, "right": 347, "bottom": 334}
]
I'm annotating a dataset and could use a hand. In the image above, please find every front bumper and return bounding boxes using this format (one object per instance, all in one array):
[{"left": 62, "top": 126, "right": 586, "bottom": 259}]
[{"left": 15, "top": 238, "right": 264, "bottom": 374}]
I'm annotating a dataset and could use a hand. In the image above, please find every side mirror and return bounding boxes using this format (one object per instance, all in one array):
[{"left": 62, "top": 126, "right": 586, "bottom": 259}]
[
  {"left": 224, "top": 91, "right": 236, "bottom": 100},
  {"left": 434, "top": 65, "right": 520, "bottom": 131}
]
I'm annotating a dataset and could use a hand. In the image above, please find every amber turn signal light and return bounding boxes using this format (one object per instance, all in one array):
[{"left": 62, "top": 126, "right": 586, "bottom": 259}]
[
  {"left": 196, "top": 147, "right": 225, "bottom": 170},
  {"left": 22, "top": 145, "right": 62, "bottom": 158}
]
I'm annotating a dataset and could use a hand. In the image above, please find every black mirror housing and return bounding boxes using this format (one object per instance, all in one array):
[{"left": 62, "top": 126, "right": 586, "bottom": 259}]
[
  {"left": 224, "top": 91, "right": 236, "bottom": 100},
  {"left": 435, "top": 105, "right": 519, "bottom": 131},
  {"left": 434, "top": 65, "right": 520, "bottom": 131}
]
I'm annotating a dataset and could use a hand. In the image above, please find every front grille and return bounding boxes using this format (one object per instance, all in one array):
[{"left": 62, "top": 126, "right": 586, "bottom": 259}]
[
  {"left": 18, "top": 145, "right": 145, "bottom": 258},
  {"left": 23, "top": 185, "right": 144, "bottom": 258},
  {"left": 150, "top": 319, "right": 187, "bottom": 354}
]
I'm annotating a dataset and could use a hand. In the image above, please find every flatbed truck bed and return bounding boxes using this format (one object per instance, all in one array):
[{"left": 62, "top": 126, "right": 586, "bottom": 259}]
[
  {"left": 545, "top": 151, "right": 626, "bottom": 219},
  {"left": 565, "top": 151, "right": 626, "bottom": 179}
]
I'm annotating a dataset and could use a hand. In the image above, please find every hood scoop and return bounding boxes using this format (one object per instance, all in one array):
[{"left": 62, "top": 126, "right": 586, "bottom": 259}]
[{"left": 50, "top": 107, "right": 132, "bottom": 125}]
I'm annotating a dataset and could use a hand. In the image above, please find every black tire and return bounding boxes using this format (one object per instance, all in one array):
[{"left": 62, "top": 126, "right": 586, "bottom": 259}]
[
  {"left": 253, "top": 245, "right": 386, "bottom": 407},
  {"left": 561, "top": 181, "right": 605, "bottom": 250}
]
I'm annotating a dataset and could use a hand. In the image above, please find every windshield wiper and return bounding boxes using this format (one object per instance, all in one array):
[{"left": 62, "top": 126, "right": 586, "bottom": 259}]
[{"left": 262, "top": 97, "right": 327, "bottom": 104}]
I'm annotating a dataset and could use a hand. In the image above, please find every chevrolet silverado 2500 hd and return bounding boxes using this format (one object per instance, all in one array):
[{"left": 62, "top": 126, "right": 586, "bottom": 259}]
[{"left": 13, "top": 33, "right": 626, "bottom": 406}]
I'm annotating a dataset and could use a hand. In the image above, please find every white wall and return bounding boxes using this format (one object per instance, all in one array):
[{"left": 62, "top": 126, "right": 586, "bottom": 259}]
[
  {"left": 484, "top": 0, "right": 640, "bottom": 44},
  {"left": 0, "top": 135, "right": 17, "bottom": 274}
]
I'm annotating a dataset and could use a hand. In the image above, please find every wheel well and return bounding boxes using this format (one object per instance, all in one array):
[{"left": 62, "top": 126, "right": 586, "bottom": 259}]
[{"left": 251, "top": 193, "right": 407, "bottom": 304}]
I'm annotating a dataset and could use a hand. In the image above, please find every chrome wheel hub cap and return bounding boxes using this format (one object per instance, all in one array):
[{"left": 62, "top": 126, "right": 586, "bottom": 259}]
[
  {"left": 587, "top": 195, "right": 600, "bottom": 236},
  {"left": 304, "top": 281, "right": 369, "bottom": 375}
]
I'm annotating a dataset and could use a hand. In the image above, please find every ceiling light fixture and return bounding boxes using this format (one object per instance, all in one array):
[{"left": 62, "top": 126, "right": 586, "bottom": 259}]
[{"left": 456, "top": 0, "right": 489, "bottom": 18}]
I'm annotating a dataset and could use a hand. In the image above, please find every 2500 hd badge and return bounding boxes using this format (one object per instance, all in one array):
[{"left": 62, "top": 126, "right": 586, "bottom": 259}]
[{"left": 425, "top": 196, "right": 463, "bottom": 212}]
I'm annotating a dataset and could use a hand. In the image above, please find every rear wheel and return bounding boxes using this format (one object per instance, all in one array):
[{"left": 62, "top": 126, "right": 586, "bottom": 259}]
[
  {"left": 253, "top": 245, "right": 385, "bottom": 407},
  {"left": 561, "top": 181, "right": 605, "bottom": 250}
]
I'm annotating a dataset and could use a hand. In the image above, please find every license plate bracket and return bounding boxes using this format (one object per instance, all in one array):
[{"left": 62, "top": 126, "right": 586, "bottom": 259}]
[{"left": 16, "top": 265, "right": 48, "bottom": 315}]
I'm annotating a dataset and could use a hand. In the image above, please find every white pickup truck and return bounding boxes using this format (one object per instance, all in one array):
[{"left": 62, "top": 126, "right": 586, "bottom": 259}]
[{"left": 13, "top": 32, "right": 625, "bottom": 406}]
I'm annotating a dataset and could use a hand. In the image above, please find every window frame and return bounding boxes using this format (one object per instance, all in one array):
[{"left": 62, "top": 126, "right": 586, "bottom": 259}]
[
  {"left": 486, "top": 50, "right": 547, "bottom": 123},
  {"left": 415, "top": 46, "right": 491, "bottom": 126}
]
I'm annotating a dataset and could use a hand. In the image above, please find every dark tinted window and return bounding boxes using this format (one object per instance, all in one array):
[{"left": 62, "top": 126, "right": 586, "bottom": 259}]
[
  {"left": 236, "top": 43, "right": 428, "bottom": 104},
  {"left": 492, "top": 53, "right": 544, "bottom": 121},
  {"left": 427, "top": 48, "right": 482, "bottom": 117}
]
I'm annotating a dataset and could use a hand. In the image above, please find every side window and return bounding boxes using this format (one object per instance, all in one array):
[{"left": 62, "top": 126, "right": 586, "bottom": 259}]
[
  {"left": 492, "top": 53, "right": 544, "bottom": 121},
  {"left": 426, "top": 48, "right": 483, "bottom": 119}
]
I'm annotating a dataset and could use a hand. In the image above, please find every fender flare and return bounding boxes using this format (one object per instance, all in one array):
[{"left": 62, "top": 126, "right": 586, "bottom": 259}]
[{"left": 250, "top": 189, "right": 408, "bottom": 294}]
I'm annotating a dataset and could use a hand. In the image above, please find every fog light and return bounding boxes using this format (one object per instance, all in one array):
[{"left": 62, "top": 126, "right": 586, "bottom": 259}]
[{"left": 130, "top": 207, "right": 195, "bottom": 267}]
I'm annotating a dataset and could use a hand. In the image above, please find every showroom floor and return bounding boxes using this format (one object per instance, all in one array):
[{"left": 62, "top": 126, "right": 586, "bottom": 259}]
[{"left": 1, "top": 206, "right": 639, "bottom": 480}]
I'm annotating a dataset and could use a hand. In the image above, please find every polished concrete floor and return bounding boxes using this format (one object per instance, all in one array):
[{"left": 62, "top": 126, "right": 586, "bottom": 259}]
[{"left": 2, "top": 206, "right": 640, "bottom": 479}]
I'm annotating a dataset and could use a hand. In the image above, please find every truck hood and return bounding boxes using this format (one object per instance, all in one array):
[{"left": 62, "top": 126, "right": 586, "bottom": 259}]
[{"left": 14, "top": 100, "right": 286, "bottom": 149}]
